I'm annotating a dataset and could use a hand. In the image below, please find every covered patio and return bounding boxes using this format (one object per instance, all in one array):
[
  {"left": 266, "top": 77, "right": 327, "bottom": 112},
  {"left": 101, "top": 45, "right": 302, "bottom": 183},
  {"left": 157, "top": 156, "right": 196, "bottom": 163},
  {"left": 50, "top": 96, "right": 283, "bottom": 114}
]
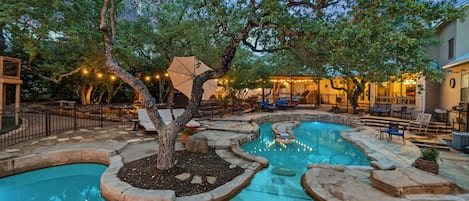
[{"left": 267, "top": 74, "right": 418, "bottom": 114}]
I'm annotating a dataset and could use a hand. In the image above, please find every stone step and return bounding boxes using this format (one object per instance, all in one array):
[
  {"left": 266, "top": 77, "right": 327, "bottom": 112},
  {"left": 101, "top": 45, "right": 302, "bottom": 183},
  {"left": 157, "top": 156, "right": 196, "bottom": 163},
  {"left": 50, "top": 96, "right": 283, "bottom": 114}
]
[
  {"left": 410, "top": 142, "right": 452, "bottom": 152},
  {"left": 360, "top": 116, "right": 453, "bottom": 135},
  {"left": 370, "top": 168, "right": 462, "bottom": 197}
]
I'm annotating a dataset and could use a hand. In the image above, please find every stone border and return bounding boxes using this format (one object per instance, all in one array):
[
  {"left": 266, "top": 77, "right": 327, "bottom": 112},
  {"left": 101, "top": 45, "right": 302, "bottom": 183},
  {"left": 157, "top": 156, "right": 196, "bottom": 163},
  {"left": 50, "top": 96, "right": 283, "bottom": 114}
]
[
  {"left": 100, "top": 154, "right": 176, "bottom": 201},
  {"left": 249, "top": 113, "right": 360, "bottom": 128},
  {"left": 0, "top": 146, "right": 120, "bottom": 177},
  {"left": 271, "top": 121, "right": 300, "bottom": 140},
  {"left": 100, "top": 152, "right": 264, "bottom": 201}
]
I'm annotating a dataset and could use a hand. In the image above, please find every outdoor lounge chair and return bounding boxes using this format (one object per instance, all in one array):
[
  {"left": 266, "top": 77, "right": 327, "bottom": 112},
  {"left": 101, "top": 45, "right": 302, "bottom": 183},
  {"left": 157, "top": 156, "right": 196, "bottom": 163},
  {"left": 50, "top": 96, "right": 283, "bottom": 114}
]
[
  {"left": 137, "top": 108, "right": 200, "bottom": 132},
  {"left": 137, "top": 108, "right": 159, "bottom": 132},
  {"left": 172, "top": 108, "right": 201, "bottom": 127},
  {"left": 275, "top": 99, "right": 297, "bottom": 110},
  {"left": 258, "top": 101, "right": 277, "bottom": 112}
]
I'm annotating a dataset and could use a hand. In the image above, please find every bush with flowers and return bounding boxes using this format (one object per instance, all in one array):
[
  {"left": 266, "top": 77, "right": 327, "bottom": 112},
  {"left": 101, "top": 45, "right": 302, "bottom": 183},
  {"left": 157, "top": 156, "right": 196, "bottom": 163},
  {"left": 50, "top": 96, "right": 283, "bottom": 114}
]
[{"left": 181, "top": 126, "right": 197, "bottom": 143}]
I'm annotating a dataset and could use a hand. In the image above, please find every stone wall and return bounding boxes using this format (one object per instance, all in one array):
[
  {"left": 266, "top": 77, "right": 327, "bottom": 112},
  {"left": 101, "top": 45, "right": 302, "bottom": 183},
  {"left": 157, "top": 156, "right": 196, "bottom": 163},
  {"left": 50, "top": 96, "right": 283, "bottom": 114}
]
[{"left": 251, "top": 113, "right": 360, "bottom": 128}]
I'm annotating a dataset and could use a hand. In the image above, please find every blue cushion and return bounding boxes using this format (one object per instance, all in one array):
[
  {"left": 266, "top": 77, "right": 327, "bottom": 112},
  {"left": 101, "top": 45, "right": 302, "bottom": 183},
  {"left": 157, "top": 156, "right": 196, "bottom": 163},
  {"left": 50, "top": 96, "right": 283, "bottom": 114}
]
[
  {"left": 389, "top": 131, "right": 403, "bottom": 136},
  {"left": 276, "top": 100, "right": 288, "bottom": 105}
]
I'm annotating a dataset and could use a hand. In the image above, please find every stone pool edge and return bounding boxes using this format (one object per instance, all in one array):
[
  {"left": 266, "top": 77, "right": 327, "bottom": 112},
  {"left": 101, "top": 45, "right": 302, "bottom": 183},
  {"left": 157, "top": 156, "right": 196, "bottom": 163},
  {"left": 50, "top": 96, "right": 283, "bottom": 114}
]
[{"left": 0, "top": 142, "right": 127, "bottom": 177}]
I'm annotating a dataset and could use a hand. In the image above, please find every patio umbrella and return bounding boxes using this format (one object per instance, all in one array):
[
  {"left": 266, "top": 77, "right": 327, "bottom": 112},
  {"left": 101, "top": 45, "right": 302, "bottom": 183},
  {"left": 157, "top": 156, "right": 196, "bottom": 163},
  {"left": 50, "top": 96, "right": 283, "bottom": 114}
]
[{"left": 167, "top": 56, "right": 217, "bottom": 100}]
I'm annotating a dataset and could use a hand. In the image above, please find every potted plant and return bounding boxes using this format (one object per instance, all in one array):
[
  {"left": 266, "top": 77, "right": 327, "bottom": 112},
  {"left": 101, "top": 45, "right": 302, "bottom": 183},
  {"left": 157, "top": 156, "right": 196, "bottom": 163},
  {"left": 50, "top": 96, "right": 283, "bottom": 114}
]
[
  {"left": 181, "top": 126, "right": 197, "bottom": 143},
  {"left": 414, "top": 148, "right": 439, "bottom": 174},
  {"left": 356, "top": 107, "right": 366, "bottom": 115}
]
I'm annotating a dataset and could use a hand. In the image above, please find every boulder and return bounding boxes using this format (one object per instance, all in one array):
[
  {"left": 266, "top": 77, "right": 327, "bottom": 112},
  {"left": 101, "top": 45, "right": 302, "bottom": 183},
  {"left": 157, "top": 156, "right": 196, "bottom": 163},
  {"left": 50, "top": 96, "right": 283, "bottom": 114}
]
[{"left": 185, "top": 134, "right": 208, "bottom": 153}]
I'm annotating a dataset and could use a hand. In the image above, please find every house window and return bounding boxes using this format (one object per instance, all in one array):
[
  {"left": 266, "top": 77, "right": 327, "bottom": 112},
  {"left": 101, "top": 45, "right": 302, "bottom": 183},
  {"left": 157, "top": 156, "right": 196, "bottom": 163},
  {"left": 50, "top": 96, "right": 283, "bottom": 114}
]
[
  {"left": 462, "top": 73, "right": 469, "bottom": 103},
  {"left": 448, "top": 38, "right": 455, "bottom": 59}
]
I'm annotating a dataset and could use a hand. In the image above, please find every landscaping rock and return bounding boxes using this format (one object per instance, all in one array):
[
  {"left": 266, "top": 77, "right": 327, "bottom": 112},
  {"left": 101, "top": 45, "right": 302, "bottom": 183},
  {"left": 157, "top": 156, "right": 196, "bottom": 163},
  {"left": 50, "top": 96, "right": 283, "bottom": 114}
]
[
  {"left": 185, "top": 134, "right": 208, "bottom": 153},
  {"left": 175, "top": 173, "right": 191, "bottom": 181},
  {"left": 206, "top": 176, "right": 217, "bottom": 184},
  {"left": 191, "top": 175, "right": 202, "bottom": 184}
]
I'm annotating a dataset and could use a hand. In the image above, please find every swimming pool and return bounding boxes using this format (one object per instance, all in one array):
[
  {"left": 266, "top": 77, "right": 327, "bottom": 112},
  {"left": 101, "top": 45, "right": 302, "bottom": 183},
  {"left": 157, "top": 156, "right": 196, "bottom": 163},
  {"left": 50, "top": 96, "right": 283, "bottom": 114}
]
[
  {"left": 231, "top": 121, "right": 370, "bottom": 201},
  {"left": 0, "top": 163, "right": 107, "bottom": 201}
]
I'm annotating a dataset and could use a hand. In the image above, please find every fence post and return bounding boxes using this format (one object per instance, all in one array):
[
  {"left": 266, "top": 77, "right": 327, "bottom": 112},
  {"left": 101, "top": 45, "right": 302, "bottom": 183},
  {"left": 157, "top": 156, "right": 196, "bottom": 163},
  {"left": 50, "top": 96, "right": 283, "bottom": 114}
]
[
  {"left": 73, "top": 104, "right": 77, "bottom": 130},
  {"left": 45, "top": 108, "right": 51, "bottom": 136}
]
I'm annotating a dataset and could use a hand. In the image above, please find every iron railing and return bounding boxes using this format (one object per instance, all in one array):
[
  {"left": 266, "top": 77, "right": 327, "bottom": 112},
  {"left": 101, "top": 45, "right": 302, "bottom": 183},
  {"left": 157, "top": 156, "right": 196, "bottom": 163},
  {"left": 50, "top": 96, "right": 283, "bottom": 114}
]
[{"left": 0, "top": 104, "right": 135, "bottom": 148}]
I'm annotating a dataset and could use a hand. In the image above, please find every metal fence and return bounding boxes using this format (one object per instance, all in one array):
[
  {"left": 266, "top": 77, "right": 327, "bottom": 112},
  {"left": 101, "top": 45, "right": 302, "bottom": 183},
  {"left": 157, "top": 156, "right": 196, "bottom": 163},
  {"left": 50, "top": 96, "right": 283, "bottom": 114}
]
[{"left": 0, "top": 104, "right": 135, "bottom": 148}]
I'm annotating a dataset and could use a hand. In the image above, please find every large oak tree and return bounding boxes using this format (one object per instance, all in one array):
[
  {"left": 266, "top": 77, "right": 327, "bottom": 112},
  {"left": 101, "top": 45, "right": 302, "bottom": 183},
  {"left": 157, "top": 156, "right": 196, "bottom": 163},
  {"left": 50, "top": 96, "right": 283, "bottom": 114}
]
[
  {"left": 289, "top": 0, "right": 465, "bottom": 112},
  {"left": 99, "top": 0, "right": 340, "bottom": 170}
]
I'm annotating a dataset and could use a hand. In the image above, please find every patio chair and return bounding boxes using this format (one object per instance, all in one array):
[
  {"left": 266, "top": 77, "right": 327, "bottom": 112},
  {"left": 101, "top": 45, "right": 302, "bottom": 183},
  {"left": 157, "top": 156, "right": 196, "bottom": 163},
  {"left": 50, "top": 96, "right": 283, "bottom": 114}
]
[
  {"left": 258, "top": 101, "right": 277, "bottom": 112},
  {"left": 387, "top": 122, "right": 406, "bottom": 144},
  {"left": 408, "top": 113, "right": 432, "bottom": 135},
  {"left": 393, "top": 106, "right": 412, "bottom": 119}
]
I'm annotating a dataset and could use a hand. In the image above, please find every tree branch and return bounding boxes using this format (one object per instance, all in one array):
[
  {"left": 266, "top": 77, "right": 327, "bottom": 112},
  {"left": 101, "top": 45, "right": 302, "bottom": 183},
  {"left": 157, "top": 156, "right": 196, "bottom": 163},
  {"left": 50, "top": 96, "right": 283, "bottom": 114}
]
[
  {"left": 241, "top": 38, "right": 288, "bottom": 52},
  {"left": 110, "top": 0, "right": 116, "bottom": 43},
  {"left": 35, "top": 67, "right": 83, "bottom": 84},
  {"left": 287, "top": 0, "right": 339, "bottom": 10}
]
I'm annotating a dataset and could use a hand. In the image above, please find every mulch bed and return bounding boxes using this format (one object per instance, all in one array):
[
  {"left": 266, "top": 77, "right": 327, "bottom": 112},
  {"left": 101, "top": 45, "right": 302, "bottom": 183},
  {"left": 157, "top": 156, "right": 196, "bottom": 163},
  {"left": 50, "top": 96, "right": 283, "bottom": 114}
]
[{"left": 117, "top": 150, "right": 245, "bottom": 196}]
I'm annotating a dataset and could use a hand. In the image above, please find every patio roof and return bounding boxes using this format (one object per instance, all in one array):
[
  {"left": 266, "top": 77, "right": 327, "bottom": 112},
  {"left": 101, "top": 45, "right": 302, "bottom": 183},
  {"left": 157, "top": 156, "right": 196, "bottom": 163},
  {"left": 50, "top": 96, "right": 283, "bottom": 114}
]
[{"left": 442, "top": 51, "right": 469, "bottom": 69}]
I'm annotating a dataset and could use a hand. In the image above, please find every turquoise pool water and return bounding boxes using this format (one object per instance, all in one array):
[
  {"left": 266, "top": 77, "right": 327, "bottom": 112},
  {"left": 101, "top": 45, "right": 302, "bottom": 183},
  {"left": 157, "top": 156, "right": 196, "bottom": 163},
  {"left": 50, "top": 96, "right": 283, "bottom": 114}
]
[
  {"left": 0, "top": 163, "right": 107, "bottom": 201},
  {"left": 232, "top": 122, "right": 370, "bottom": 201}
]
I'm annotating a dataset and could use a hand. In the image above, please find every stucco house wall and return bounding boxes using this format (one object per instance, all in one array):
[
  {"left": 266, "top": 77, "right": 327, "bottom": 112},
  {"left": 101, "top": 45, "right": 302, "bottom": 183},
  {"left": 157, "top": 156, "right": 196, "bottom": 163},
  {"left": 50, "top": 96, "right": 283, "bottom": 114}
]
[{"left": 426, "top": 3, "right": 469, "bottom": 114}]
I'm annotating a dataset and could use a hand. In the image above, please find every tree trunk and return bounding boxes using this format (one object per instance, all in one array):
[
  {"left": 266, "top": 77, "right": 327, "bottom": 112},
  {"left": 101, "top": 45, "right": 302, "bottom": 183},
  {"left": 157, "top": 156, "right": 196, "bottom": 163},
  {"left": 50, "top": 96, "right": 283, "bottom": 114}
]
[
  {"left": 156, "top": 127, "right": 177, "bottom": 169},
  {"left": 85, "top": 86, "right": 93, "bottom": 105},
  {"left": 350, "top": 82, "right": 365, "bottom": 113},
  {"left": 165, "top": 87, "right": 175, "bottom": 109},
  {"left": 80, "top": 81, "right": 88, "bottom": 105}
]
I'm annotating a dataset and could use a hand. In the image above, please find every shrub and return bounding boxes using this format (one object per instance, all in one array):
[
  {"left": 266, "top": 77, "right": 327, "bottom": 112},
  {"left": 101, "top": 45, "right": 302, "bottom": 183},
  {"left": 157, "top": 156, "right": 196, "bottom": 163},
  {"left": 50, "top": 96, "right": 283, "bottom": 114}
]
[
  {"left": 182, "top": 126, "right": 197, "bottom": 135},
  {"left": 420, "top": 148, "right": 439, "bottom": 162}
]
